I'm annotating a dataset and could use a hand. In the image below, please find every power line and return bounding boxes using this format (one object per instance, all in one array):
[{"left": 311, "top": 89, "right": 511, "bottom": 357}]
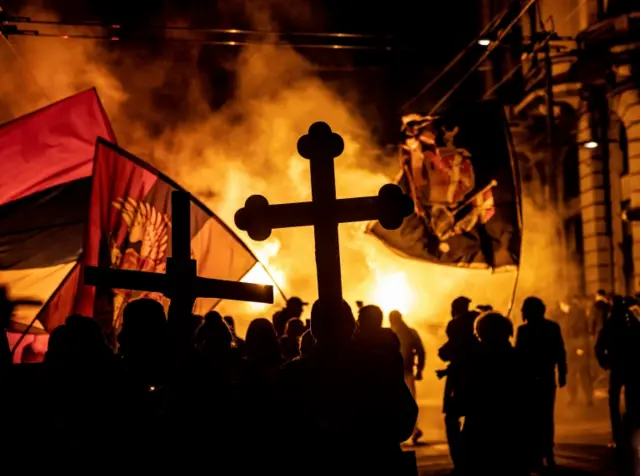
[
  {"left": 415, "top": 0, "right": 587, "bottom": 115},
  {"left": 399, "top": 5, "right": 511, "bottom": 114},
  {"left": 3, "top": 15, "right": 394, "bottom": 40},
  {"left": 482, "top": 31, "right": 555, "bottom": 99},
  {"left": 4, "top": 31, "right": 397, "bottom": 51},
  {"left": 428, "top": 0, "right": 538, "bottom": 115}
]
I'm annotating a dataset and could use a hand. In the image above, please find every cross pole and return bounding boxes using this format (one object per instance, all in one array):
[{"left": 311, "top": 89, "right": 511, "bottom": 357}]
[
  {"left": 84, "top": 190, "right": 274, "bottom": 327},
  {"left": 234, "top": 122, "right": 413, "bottom": 314}
]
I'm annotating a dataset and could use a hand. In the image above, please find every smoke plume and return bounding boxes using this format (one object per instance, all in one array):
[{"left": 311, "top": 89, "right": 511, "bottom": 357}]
[{"left": 0, "top": 4, "right": 572, "bottom": 337}]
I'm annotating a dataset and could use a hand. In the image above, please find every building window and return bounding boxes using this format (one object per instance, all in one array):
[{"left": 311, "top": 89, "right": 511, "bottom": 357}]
[
  {"left": 563, "top": 144, "right": 580, "bottom": 201},
  {"left": 620, "top": 124, "right": 629, "bottom": 176}
]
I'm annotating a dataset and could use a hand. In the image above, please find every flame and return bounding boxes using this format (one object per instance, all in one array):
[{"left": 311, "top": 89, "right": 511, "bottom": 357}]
[
  {"left": 0, "top": 6, "right": 570, "bottom": 335},
  {"left": 242, "top": 238, "right": 286, "bottom": 312},
  {"left": 367, "top": 270, "right": 415, "bottom": 318}
]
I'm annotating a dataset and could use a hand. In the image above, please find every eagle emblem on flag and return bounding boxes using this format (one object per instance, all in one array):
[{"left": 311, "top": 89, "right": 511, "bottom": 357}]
[
  {"left": 108, "top": 197, "right": 171, "bottom": 326},
  {"left": 401, "top": 115, "right": 496, "bottom": 251}
]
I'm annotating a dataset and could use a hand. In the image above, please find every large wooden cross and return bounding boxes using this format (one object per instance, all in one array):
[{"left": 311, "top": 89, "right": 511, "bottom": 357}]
[
  {"left": 234, "top": 122, "right": 413, "bottom": 315},
  {"left": 84, "top": 190, "right": 274, "bottom": 329}
]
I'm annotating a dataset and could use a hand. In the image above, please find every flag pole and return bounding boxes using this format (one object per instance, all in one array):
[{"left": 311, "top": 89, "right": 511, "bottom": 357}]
[
  {"left": 505, "top": 108, "right": 524, "bottom": 320},
  {"left": 506, "top": 266, "right": 521, "bottom": 320}
]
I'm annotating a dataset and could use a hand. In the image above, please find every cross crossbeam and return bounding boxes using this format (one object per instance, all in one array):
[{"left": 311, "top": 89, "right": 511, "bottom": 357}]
[
  {"left": 234, "top": 122, "right": 413, "bottom": 313},
  {"left": 85, "top": 190, "right": 274, "bottom": 323}
]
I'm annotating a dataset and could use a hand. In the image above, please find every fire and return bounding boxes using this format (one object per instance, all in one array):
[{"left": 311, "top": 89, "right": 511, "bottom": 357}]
[
  {"left": 367, "top": 269, "right": 415, "bottom": 318},
  {"left": 242, "top": 238, "right": 286, "bottom": 312}
]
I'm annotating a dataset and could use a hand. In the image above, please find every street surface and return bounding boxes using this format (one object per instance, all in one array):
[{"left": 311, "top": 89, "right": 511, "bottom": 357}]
[{"left": 408, "top": 380, "right": 615, "bottom": 474}]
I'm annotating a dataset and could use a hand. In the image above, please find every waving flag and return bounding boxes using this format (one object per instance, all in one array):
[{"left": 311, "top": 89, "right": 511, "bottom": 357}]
[
  {"left": 57, "top": 139, "right": 260, "bottom": 337},
  {"left": 0, "top": 89, "right": 115, "bottom": 336},
  {"left": 368, "top": 100, "right": 522, "bottom": 270}
]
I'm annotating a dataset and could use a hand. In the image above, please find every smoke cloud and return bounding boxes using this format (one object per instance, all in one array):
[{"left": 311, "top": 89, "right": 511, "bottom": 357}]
[{"left": 0, "top": 4, "right": 573, "bottom": 338}]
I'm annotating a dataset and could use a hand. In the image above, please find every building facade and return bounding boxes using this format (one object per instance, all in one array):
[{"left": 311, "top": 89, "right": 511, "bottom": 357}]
[{"left": 488, "top": 0, "right": 639, "bottom": 296}]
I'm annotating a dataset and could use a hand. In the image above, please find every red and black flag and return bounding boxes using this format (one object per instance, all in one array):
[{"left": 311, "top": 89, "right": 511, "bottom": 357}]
[
  {"left": 367, "top": 100, "right": 522, "bottom": 270},
  {"left": 53, "top": 139, "right": 261, "bottom": 336},
  {"left": 0, "top": 89, "right": 115, "bottom": 337}
]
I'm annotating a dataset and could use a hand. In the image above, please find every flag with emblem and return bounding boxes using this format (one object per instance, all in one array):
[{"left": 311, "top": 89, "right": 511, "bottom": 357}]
[
  {"left": 367, "top": 100, "right": 522, "bottom": 269},
  {"left": 48, "top": 138, "right": 261, "bottom": 337},
  {"left": 0, "top": 89, "right": 115, "bottom": 347}
]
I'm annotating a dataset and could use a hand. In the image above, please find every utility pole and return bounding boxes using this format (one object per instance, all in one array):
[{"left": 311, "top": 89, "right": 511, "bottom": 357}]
[{"left": 544, "top": 32, "right": 557, "bottom": 206}]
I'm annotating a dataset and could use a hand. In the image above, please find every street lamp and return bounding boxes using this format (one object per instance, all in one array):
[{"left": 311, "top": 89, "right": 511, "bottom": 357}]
[
  {"left": 583, "top": 141, "right": 599, "bottom": 149},
  {"left": 478, "top": 38, "right": 491, "bottom": 46}
]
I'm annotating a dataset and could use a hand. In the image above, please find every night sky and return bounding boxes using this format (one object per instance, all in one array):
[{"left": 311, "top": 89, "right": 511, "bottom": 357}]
[{"left": 3, "top": 0, "right": 487, "bottom": 144}]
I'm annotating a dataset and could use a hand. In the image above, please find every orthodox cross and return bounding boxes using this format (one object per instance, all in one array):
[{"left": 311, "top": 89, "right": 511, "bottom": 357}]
[
  {"left": 234, "top": 122, "right": 413, "bottom": 314},
  {"left": 85, "top": 190, "right": 274, "bottom": 327}
]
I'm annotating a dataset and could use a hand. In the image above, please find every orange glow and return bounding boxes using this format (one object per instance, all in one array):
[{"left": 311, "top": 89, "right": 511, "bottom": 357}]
[
  {"left": 1, "top": 6, "right": 568, "bottom": 333},
  {"left": 241, "top": 239, "right": 286, "bottom": 312},
  {"left": 367, "top": 270, "right": 415, "bottom": 317}
]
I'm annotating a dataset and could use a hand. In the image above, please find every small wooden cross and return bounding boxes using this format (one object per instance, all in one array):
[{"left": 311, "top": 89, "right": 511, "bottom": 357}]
[
  {"left": 85, "top": 190, "right": 274, "bottom": 326},
  {"left": 234, "top": 122, "right": 413, "bottom": 315}
]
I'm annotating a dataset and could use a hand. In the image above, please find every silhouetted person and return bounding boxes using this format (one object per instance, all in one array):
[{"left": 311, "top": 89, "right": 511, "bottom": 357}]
[
  {"left": 355, "top": 305, "right": 401, "bottom": 358},
  {"left": 118, "top": 298, "right": 168, "bottom": 390},
  {"left": 562, "top": 296, "right": 593, "bottom": 406},
  {"left": 199, "top": 311, "right": 234, "bottom": 363},
  {"left": 390, "top": 309, "right": 425, "bottom": 445},
  {"left": 64, "top": 314, "right": 115, "bottom": 363},
  {"left": 358, "top": 304, "right": 383, "bottom": 332},
  {"left": 515, "top": 296, "right": 567, "bottom": 471},
  {"left": 300, "top": 328, "right": 315, "bottom": 357},
  {"left": 596, "top": 295, "right": 635, "bottom": 449},
  {"left": 246, "top": 318, "right": 283, "bottom": 376},
  {"left": 245, "top": 316, "right": 283, "bottom": 379},
  {"left": 224, "top": 314, "right": 246, "bottom": 357},
  {"left": 280, "top": 317, "right": 306, "bottom": 362},
  {"left": 196, "top": 311, "right": 222, "bottom": 347},
  {"left": 620, "top": 301, "right": 640, "bottom": 474},
  {"left": 438, "top": 296, "right": 480, "bottom": 468},
  {"left": 464, "top": 312, "right": 525, "bottom": 476},
  {"left": 43, "top": 315, "right": 123, "bottom": 464},
  {"left": 591, "top": 289, "right": 610, "bottom": 339},
  {"left": 192, "top": 310, "right": 244, "bottom": 462},
  {"left": 21, "top": 342, "right": 44, "bottom": 363},
  {"left": 243, "top": 318, "right": 283, "bottom": 472},
  {"left": 115, "top": 299, "right": 172, "bottom": 464},
  {"left": 278, "top": 300, "right": 418, "bottom": 475},
  {"left": 273, "top": 296, "right": 307, "bottom": 337}
]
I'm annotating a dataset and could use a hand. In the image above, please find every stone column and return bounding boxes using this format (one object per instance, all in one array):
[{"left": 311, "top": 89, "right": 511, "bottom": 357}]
[
  {"left": 614, "top": 87, "right": 640, "bottom": 292},
  {"left": 578, "top": 111, "right": 614, "bottom": 294},
  {"left": 607, "top": 115, "right": 626, "bottom": 295}
]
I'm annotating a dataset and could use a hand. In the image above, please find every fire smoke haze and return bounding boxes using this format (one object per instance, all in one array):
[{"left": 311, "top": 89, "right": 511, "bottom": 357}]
[{"left": 0, "top": 4, "right": 572, "bottom": 334}]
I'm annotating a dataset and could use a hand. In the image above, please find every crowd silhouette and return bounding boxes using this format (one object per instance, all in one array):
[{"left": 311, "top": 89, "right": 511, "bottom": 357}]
[{"left": 3, "top": 286, "right": 640, "bottom": 475}]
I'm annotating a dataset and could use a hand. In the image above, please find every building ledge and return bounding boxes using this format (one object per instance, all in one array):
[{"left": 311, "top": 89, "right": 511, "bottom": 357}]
[{"left": 514, "top": 82, "right": 582, "bottom": 116}]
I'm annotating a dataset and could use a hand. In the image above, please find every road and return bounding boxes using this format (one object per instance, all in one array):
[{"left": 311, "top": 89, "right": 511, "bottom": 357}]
[{"left": 407, "top": 386, "right": 616, "bottom": 475}]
